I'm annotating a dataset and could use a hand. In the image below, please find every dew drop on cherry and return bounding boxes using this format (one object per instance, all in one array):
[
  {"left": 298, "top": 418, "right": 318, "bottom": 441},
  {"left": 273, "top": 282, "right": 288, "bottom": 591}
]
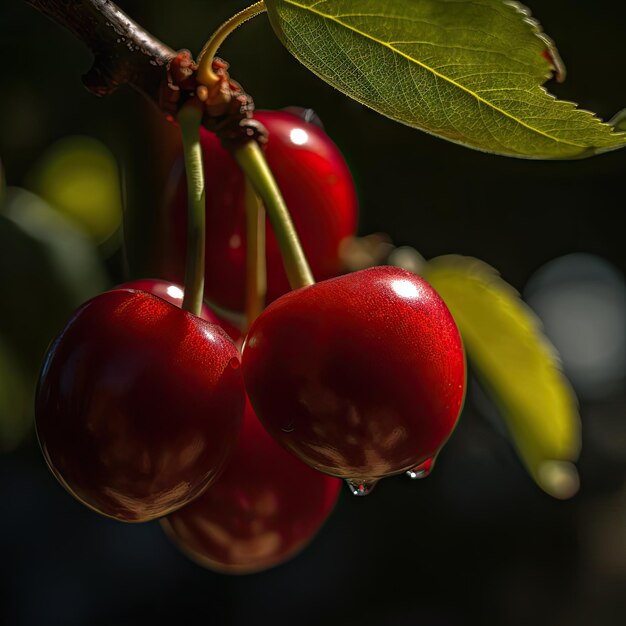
[
  {"left": 406, "top": 456, "right": 436, "bottom": 480},
  {"left": 345, "top": 479, "right": 378, "bottom": 496}
]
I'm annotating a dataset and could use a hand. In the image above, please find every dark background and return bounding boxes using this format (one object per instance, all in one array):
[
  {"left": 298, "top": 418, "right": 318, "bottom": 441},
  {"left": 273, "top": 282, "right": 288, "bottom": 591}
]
[{"left": 1, "top": 1, "right": 625, "bottom": 625}]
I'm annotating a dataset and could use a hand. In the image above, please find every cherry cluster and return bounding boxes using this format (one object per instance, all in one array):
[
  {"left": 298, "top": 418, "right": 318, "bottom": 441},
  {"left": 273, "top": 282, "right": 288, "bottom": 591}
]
[{"left": 35, "top": 109, "right": 466, "bottom": 574}]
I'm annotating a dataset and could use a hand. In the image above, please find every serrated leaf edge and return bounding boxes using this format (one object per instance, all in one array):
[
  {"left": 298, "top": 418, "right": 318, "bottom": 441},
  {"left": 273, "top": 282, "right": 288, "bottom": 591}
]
[{"left": 279, "top": 0, "right": 626, "bottom": 157}]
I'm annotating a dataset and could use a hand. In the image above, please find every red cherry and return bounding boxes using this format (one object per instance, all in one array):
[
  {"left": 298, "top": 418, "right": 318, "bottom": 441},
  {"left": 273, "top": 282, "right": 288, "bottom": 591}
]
[
  {"left": 242, "top": 266, "right": 466, "bottom": 491},
  {"left": 115, "top": 278, "right": 242, "bottom": 342},
  {"left": 116, "top": 278, "right": 218, "bottom": 322},
  {"left": 159, "top": 109, "right": 358, "bottom": 311},
  {"left": 115, "top": 279, "right": 339, "bottom": 572},
  {"left": 35, "top": 289, "right": 245, "bottom": 522},
  {"left": 161, "top": 397, "right": 341, "bottom": 574}
]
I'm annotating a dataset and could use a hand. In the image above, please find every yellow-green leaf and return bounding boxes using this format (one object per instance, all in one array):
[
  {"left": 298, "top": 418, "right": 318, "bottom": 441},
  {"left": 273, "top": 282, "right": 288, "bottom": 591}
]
[
  {"left": 27, "top": 136, "right": 123, "bottom": 243},
  {"left": 265, "top": 0, "right": 626, "bottom": 158},
  {"left": 422, "top": 255, "right": 581, "bottom": 498}
]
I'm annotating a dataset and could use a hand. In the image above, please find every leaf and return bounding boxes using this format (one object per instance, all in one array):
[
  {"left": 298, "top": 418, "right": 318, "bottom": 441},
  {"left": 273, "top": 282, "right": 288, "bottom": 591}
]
[
  {"left": 26, "top": 136, "right": 123, "bottom": 243},
  {"left": 421, "top": 255, "right": 581, "bottom": 498},
  {"left": 265, "top": 0, "right": 626, "bottom": 158},
  {"left": 0, "top": 188, "right": 109, "bottom": 373},
  {"left": 609, "top": 108, "right": 626, "bottom": 133}
]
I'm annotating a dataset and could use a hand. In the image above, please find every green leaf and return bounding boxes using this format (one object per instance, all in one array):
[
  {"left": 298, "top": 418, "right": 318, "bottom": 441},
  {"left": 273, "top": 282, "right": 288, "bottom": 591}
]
[
  {"left": 421, "top": 255, "right": 581, "bottom": 498},
  {"left": 609, "top": 108, "right": 626, "bottom": 133},
  {"left": 265, "top": 0, "right": 626, "bottom": 158},
  {"left": 0, "top": 188, "right": 109, "bottom": 373},
  {"left": 26, "top": 136, "right": 123, "bottom": 243}
]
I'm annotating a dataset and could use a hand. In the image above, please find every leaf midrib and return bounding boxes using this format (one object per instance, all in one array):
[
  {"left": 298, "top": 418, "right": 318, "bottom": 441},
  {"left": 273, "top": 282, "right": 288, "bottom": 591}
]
[{"left": 283, "top": 0, "right": 585, "bottom": 148}]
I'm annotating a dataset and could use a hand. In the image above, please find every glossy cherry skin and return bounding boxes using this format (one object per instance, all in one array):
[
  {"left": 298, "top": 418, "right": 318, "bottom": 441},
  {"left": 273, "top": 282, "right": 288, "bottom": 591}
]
[
  {"left": 35, "top": 289, "right": 245, "bottom": 522},
  {"left": 162, "top": 397, "right": 341, "bottom": 574},
  {"left": 115, "top": 278, "right": 242, "bottom": 342},
  {"left": 242, "top": 266, "right": 466, "bottom": 484},
  {"left": 116, "top": 279, "right": 218, "bottom": 323},
  {"left": 159, "top": 109, "right": 358, "bottom": 311}
]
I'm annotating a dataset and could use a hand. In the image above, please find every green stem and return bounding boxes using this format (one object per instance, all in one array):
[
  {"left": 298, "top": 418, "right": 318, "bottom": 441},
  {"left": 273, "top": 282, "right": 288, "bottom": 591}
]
[
  {"left": 196, "top": 1, "right": 267, "bottom": 86},
  {"left": 244, "top": 177, "right": 267, "bottom": 329},
  {"left": 234, "top": 140, "right": 314, "bottom": 290},
  {"left": 177, "top": 104, "right": 206, "bottom": 316}
]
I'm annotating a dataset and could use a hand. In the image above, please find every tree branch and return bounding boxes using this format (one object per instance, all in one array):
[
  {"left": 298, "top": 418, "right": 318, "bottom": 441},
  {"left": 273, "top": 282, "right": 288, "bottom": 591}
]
[
  {"left": 25, "top": 0, "right": 260, "bottom": 144},
  {"left": 25, "top": 0, "right": 175, "bottom": 103}
]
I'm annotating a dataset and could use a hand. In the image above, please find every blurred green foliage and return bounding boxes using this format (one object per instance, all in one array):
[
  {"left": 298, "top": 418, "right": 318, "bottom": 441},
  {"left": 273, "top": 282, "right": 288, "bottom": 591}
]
[
  {"left": 26, "top": 136, "right": 123, "bottom": 244},
  {"left": 0, "top": 179, "right": 110, "bottom": 450}
]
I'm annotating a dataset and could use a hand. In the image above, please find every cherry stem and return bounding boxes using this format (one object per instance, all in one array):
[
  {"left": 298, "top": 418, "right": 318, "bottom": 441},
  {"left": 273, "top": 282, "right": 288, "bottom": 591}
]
[
  {"left": 244, "top": 178, "right": 267, "bottom": 330},
  {"left": 196, "top": 1, "right": 267, "bottom": 87},
  {"left": 234, "top": 140, "right": 314, "bottom": 290},
  {"left": 177, "top": 104, "right": 206, "bottom": 317}
]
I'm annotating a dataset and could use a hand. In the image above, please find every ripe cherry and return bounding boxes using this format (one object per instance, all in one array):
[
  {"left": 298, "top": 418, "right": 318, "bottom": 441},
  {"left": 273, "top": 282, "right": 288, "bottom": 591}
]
[
  {"left": 36, "top": 289, "right": 245, "bottom": 522},
  {"left": 159, "top": 109, "right": 358, "bottom": 311},
  {"left": 99, "top": 279, "right": 339, "bottom": 570},
  {"left": 242, "top": 266, "right": 466, "bottom": 492},
  {"left": 115, "top": 278, "right": 242, "bottom": 342},
  {"left": 162, "top": 397, "right": 341, "bottom": 574},
  {"left": 116, "top": 278, "right": 218, "bottom": 323}
]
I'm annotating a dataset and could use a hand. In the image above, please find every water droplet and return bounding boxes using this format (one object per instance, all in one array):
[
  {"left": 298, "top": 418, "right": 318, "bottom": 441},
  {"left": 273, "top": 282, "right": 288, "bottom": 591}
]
[
  {"left": 345, "top": 479, "right": 378, "bottom": 496},
  {"left": 229, "top": 357, "right": 240, "bottom": 370},
  {"left": 281, "top": 423, "right": 294, "bottom": 433},
  {"left": 406, "top": 456, "right": 436, "bottom": 480}
]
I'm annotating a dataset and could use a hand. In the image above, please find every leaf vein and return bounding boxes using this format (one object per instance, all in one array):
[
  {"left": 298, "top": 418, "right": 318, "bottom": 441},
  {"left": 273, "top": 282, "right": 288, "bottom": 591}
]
[{"left": 283, "top": 0, "right": 586, "bottom": 148}]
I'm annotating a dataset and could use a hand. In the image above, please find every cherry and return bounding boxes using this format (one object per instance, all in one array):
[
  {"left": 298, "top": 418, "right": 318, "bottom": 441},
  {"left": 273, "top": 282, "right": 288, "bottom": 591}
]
[
  {"left": 115, "top": 278, "right": 242, "bottom": 342},
  {"left": 242, "top": 266, "right": 466, "bottom": 492},
  {"left": 35, "top": 288, "right": 245, "bottom": 522},
  {"left": 117, "top": 278, "right": 218, "bottom": 320},
  {"left": 162, "top": 397, "right": 341, "bottom": 574},
  {"left": 159, "top": 109, "right": 358, "bottom": 311}
]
